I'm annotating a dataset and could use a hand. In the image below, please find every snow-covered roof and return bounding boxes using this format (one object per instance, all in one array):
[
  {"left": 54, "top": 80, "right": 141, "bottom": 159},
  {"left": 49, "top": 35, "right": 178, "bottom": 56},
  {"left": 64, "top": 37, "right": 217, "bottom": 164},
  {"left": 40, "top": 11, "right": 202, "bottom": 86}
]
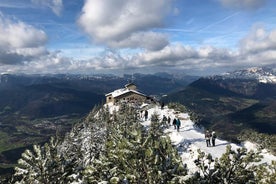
[{"left": 106, "top": 87, "right": 146, "bottom": 98}]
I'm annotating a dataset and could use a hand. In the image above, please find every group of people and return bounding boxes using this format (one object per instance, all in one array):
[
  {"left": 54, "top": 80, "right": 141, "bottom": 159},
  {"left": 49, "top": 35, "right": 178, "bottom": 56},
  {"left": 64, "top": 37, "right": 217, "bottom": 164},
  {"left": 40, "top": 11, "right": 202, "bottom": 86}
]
[
  {"left": 161, "top": 115, "right": 181, "bottom": 132},
  {"left": 141, "top": 107, "right": 217, "bottom": 147},
  {"left": 205, "top": 130, "right": 217, "bottom": 147},
  {"left": 172, "top": 118, "right": 181, "bottom": 132}
]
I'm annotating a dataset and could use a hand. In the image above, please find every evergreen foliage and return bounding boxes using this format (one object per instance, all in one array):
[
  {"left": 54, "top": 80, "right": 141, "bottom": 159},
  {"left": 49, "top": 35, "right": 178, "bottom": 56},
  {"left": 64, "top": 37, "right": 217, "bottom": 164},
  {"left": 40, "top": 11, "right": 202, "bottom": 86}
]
[
  {"left": 255, "top": 160, "right": 276, "bottom": 184},
  {"left": 167, "top": 103, "right": 187, "bottom": 113},
  {"left": 83, "top": 106, "right": 187, "bottom": 183},
  {"left": 12, "top": 137, "right": 68, "bottom": 184},
  {"left": 10, "top": 103, "right": 276, "bottom": 184},
  {"left": 186, "top": 145, "right": 272, "bottom": 184},
  {"left": 238, "top": 129, "right": 276, "bottom": 155}
]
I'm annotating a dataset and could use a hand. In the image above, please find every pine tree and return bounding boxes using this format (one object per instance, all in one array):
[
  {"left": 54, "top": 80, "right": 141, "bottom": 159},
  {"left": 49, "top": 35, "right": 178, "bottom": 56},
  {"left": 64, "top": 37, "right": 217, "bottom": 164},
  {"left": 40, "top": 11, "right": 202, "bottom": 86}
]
[
  {"left": 12, "top": 106, "right": 108, "bottom": 184},
  {"left": 140, "top": 113, "right": 187, "bottom": 183},
  {"left": 58, "top": 106, "right": 108, "bottom": 182},
  {"left": 188, "top": 145, "right": 264, "bottom": 183},
  {"left": 255, "top": 160, "right": 276, "bottom": 184},
  {"left": 83, "top": 106, "right": 187, "bottom": 183},
  {"left": 12, "top": 137, "right": 68, "bottom": 184}
]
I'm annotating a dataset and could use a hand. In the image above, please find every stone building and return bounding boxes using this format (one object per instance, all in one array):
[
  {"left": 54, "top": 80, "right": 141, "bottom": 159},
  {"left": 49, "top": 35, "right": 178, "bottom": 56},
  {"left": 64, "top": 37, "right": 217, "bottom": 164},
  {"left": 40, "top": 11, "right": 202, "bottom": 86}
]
[{"left": 105, "top": 83, "right": 148, "bottom": 105}]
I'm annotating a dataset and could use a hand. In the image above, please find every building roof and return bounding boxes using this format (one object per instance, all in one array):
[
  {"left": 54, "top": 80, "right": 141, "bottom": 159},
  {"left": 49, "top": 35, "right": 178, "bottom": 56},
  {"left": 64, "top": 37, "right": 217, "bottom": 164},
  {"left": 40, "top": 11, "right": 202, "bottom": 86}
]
[{"left": 106, "top": 87, "right": 146, "bottom": 98}]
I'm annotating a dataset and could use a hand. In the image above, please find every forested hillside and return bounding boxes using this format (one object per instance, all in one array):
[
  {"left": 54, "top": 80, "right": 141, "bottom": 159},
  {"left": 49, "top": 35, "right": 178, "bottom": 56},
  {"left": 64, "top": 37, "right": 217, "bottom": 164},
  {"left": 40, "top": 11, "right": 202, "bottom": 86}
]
[{"left": 4, "top": 103, "right": 275, "bottom": 183}]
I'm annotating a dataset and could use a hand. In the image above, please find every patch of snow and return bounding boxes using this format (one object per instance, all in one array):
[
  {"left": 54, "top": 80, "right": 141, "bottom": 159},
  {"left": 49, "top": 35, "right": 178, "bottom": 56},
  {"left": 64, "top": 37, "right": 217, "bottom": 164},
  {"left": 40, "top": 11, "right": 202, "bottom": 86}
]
[
  {"left": 259, "top": 75, "right": 276, "bottom": 83},
  {"left": 242, "top": 141, "right": 258, "bottom": 151},
  {"left": 104, "top": 103, "right": 120, "bottom": 113}
]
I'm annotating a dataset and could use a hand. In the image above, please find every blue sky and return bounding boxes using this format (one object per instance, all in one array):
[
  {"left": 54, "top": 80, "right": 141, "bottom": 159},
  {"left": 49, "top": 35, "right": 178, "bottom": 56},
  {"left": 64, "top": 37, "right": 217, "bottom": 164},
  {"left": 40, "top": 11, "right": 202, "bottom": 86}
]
[{"left": 0, "top": 0, "right": 276, "bottom": 75}]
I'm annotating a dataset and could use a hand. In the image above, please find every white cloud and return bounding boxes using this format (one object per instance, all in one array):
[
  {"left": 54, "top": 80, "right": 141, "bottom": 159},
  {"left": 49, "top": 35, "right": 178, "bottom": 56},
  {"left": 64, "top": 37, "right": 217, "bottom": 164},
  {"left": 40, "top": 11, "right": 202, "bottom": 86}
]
[
  {"left": 240, "top": 26, "right": 276, "bottom": 54},
  {"left": 1, "top": 14, "right": 275, "bottom": 76},
  {"left": 0, "top": 15, "right": 47, "bottom": 49},
  {"left": 31, "top": 0, "right": 63, "bottom": 16},
  {"left": 0, "top": 14, "right": 48, "bottom": 64},
  {"left": 133, "top": 44, "right": 235, "bottom": 69},
  {"left": 78, "top": 0, "right": 171, "bottom": 50},
  {"left": 219, "top": 0, "right": 267, "bottom": 10}
]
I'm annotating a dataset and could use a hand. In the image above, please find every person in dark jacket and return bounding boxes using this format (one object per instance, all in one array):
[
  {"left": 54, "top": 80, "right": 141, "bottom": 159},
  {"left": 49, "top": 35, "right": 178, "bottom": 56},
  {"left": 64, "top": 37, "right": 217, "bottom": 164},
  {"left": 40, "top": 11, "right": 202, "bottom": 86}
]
[
  {"left": 162, "top": 115, "right": 167, "bottom": 128},
  {"left": 172, "top": 118, "right": 177, "bottom": 129},
  {"left": 167, "top": 116, "right": 171, "bottom": 125},
  {"left": 176, "top": 118, "right": 181, "bottom": 132},
  {"left": 144, "top": 110, "right": 148, "bottom": 121},
  {"left": 211, "top": 131, "right": 217, "bottom": 147},
  {"left": 161, "top": 102, "right": 165, "bottom": 110}
]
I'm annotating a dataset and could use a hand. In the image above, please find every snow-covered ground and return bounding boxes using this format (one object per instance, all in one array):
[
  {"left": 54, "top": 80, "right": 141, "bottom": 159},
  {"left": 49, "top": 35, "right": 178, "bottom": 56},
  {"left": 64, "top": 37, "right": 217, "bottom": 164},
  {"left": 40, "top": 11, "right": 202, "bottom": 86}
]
[{"left": 141, "top": 104, "right": 276, "bottom": 174}]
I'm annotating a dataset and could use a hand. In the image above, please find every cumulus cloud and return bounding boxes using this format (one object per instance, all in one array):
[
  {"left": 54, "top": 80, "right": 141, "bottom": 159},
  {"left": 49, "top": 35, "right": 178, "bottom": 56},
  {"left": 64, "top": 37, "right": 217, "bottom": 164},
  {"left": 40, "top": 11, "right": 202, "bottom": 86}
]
[
  {"left": 238, "top": 26, "right": 276, "bottom": 66},
  {"left": 78, "top": 0, "right": 171, "bottom": 50},
  {"left": 31, "top": 0, "right": 63, "bottom": 16},
  {"left": 78, "top": 30, "right": 276, "bottom": 75},
  {"left": 132, "top": 45, "right": 235, "bottom": 69},
  {"left": 0, "top": 14, "right": 48, "bottom": 64},
  {"left": 1, "top": 15, "right": 275, "bottom": 75},
  {"left": 240, "top": 26, "right": 276, "bottom": 54},
  {"left": 219, "top": 0, "right": 267, "bottom": 10}
]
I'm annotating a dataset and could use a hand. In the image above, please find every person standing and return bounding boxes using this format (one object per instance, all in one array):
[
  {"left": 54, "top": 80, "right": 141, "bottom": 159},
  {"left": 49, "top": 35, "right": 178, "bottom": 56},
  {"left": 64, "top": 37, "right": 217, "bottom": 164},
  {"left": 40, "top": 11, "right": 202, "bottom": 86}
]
[
  {"left": 211, "top": 131, "right": 217, "bottom": 147},
  {"left": 172, "top": 118, "right": 177, "bottom": 129},
  {"left": 205, "top": 130, "right": 211, "bottom": 147},
  {"left": 140, "top": 110, "right": 143, "bottom": 120},
  {"left": 176, "top": 118, "right": 181, "bottom": 132},
  {"left": 144, "top": 110, "right": 148, "bottom": 121},
  {"left": 162, "top": 115, "right": 167, "bottom": 128},
  {"left": 161, "top": 102, "right": 165, "bottom": 110},
  {"left": 167, "top": 116, "right": 171, "bottom": 125}
]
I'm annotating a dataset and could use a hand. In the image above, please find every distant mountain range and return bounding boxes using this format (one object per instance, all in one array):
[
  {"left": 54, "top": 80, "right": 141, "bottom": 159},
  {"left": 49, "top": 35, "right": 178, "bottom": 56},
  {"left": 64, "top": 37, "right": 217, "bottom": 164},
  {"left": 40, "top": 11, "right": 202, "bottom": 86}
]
[{"left": 163, "top": 66, "right": 276, "bottom": 142}]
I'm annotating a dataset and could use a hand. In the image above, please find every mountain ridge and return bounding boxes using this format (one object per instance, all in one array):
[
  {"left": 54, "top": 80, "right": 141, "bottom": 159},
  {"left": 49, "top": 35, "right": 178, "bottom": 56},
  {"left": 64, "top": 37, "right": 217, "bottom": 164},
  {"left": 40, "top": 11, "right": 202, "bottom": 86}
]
[{"left": 209, "top": 66, "right": 276, "bottom": 84}]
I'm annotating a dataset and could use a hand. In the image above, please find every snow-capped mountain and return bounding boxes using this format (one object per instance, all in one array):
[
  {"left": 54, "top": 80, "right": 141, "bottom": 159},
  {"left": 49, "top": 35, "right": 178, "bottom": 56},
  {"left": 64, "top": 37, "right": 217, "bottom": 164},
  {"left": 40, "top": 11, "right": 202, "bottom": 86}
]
[{"left": 219, "top": 67, "right": 276, "bottom": 84}]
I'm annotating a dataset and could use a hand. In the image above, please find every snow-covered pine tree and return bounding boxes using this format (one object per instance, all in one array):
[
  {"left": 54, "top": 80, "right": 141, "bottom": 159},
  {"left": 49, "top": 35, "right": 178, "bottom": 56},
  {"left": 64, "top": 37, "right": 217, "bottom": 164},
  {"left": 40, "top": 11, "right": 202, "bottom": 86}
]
[
  {"left": 188, "top": 145, "right": 265, "bottom": 183},
  {"left": 58, "top": 106, "right": 108, "bottom": 181},
  {"left": 12, "top": 137, "right": 66, "bottom": 184},
  {"left": 255, "top": 160, "right": 276, "bottom": 184},
  {"left": 83, "top": 106, "right": 187, "bottom": 183},
  {"left": 141, "top": 113, "right": 187, "bottom": 183},
  {"left": 82, "top": 105, "right": 141, "bottom": 183},
  {"left": 12, "top": 105, "right": 109, "bottom": 183}
]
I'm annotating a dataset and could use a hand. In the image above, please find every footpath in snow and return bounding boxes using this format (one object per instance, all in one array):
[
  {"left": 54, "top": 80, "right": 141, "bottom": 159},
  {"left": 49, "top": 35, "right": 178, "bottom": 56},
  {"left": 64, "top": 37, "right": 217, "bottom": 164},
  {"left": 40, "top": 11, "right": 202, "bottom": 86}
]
[{"left": 141, "top": 105, "right": 276, "bottom": 174}]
